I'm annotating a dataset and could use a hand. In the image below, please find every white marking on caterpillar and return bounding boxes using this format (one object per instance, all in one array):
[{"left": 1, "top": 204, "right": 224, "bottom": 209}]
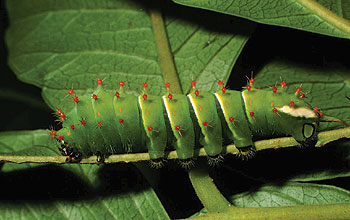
[
  {"left": 278, "top": 106, "right": 317, "bottom": 118},
  {"left": 214, "top": 92, "right": 228, "bottom": 120},
  {"left": 162, "top": 96, "right": 174, "bottom": 127},
  {"left": 187, "top": 94, "right": 199, "bottom": 121}
]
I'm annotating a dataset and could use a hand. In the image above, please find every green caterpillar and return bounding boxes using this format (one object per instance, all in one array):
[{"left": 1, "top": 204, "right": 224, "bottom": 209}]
[{"left": 51, "top": 78, "right": 321, "bottom": 167}]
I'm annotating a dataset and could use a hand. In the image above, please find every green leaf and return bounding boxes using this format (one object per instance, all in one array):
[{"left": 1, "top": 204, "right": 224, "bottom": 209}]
[
  {"left": 0, "top": 129, "right": 58, "bottom": 171},
  {"left": 0, "top": 129, "right": 56, "bottom": 153},
  {"left": 0, "top": 130, "right": 169, "bottom": 220},
  {"left": 191, "top": 182, "right": 350, "bottom": 219},
  {"left": 173, "top": 0, "right": 350, "bottom": 39},
  {"left": 6, "top": 0, "right": 254, "bottom": 111},
  {"left": 290, "top": 168, "right": 350, "bottom": 182},
  {"left": 230, "top": 182, "right": 350, "bottom": 207},
  {"left": 0, "top": 163, "right": 170, "bottom": 220}
]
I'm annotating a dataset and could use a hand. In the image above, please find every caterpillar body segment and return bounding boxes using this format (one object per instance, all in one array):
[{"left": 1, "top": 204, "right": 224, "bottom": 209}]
[
  {"left": 163, "top": 94, "right": 195, "bottom": 160},
  {"left": 113, "top": 92, "right": 144, "bottom": 153},
  {"left": 188, "top": 92, "right": 223, "bottom": 157},
  {"left": 215, "top": 90, "right": 253, "bottom": 148},
  {"left": 93, "top": 87, "right": 121, "bottom": 154},
  {"left": 54, "top": 79, "right": 320, "bottom": 166},
  {"left": 139, "top": 94, "right": 167, "bottom": 160}
]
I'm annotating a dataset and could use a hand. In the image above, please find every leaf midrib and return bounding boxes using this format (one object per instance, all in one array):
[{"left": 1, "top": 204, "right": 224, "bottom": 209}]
[
  {"left": 295, "top": 0, "right": 350, "bottom": 35},
  {"left": 149, "top": 7, "right": 183, "bottom": 94}
]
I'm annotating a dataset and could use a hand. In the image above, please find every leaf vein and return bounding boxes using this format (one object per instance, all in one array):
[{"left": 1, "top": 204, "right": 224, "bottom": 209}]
[
  {"left": 172, "top": 26, "right": 200, "bottom": 55},
  {"left": 11, "top": 8, "right": 146, "bottom": 24}
]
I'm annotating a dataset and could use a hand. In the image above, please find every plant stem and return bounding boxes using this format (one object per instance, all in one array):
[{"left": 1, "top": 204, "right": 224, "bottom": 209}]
[
  {"left": 149, "top": 4, "right": 183, "bottom": 94},
  {"left": 189, "top": 160, "right": 231, "bottom": 213},
  {"left": 1, "top": 127, "right": 349, "bottom": 163},
  {"left": 187, "top": 203, "right": 350, "bottom": 220}
]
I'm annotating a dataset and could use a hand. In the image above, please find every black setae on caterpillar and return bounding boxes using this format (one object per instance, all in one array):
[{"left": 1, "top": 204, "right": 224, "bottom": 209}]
[{"left": 50, "top": 78, "right": 327, "bottom": 168}]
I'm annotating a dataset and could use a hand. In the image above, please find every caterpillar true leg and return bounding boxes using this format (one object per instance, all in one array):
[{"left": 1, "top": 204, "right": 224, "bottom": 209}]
[
  {"left": 96, "top": 151, "right": 105, "bottom": 164},
  {"left": 57, "top": 138, "right": 83, "bottom": 162}
]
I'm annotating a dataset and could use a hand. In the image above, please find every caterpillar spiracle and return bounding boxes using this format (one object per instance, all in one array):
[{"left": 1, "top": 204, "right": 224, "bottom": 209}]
[{"left": 51, "top": 78, "right": 321, "bottom": 168}]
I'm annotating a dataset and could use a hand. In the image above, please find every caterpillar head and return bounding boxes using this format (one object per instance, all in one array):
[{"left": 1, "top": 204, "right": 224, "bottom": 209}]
[
  {"left": 56, "top": 134, "right": 82, "bottom": 162},
  {"left": 278, "top": 105, "right": 320, "bottom": 146}
]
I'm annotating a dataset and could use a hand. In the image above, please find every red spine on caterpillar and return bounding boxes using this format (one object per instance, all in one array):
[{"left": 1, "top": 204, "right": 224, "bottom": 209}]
[
  {"left": 272, "top": 108, "right": 278, "bottom": 113},
  {"left": 148, "top": 126, "right": 153, "bottom": 132},
  {"left": 57, "top": 110, "right": 66, "bottom": 120},
  {"left": 247, "top": 85, "right": 252, "bottom": 91},
  {"left": 191, "top": 80, "right": 197, "bottom": 88},
  {"left": 50, "top": 130, "right": 57, "bottom": 139},
  {"left": 296, "top": 87, "right": 302, "bottom": 94},
  {"left": 165, "top": 82, "right": 170, "bottom": 89},
  {"left": 60, "top": 116, "right": 66, "bottom": 122},
  {"left": 313, "top": 107, "right": 319, "bottom": 113},
  {"left": 319, "top": 112, "right": 324, "bottom": 117},
  {"left": 142, "top": 82, "right": 148, "bottom": 90},
  {"left": 73, "top": 96, "right": 79, "bottom": 103},
  {"left": 221, "top": 87, "right": 226, "bottom": 93},
  {"left": 280, "top": 81, "right": 287, "bottom": 88},
  {"left": 300, "top": 93, "right": 306, "bottom": 99},
  {"left": 194, "top": 90, "right": 199, "bottom": 97},
  {"left": 168, "top": 93, "right": 173, "bottom": 100},
  {"left": 97, "top": 122, "right": 103, "bottom": 127},
  {"left": 57, "top": 109, "right": 63, "bottom": 116},
  {"left": 92, "top": 94, "right": 98, "bottom": 101},
  {"left": 80, "top": 119, "right": 86, "bottom": 126},
  {"left": 203, "top": 121, "right": 208, "bottom": 127},
  {"left": 115, "top": 91, "right": 120, "bottom": 98},
  {"left": 250, "top": 112, "right": 255, "bottom": 117},
  {"left": 97, "top": 78, "right": 103, "bottom": 86},
  {"left": 57, "top": 135, "right": 64, "bottom": 141},
  {"left": 218, "top": 80, "right": 223, "bottom": 87},
  {"left": 272, "top": 86, "right": 277, "bottom": 93},
  {"left": 119, "top": 81, "right": 125, "bottom": 88},
  {"left": 229, "top": 117, "right": 234, "bottom": 122},
  {"left": 289, "top": 101, "right": 295, "bottom": 107},
  {"left": 70, "top": 124, "right": 75, "bottom": 130},
  {"left": 68, "top": 89, "right": 75, "bottom": 96},
  {"left": 119, "top": 118, "right": 124, "bottom": 124},
  {"left": 175, "top": 125, "right": 180, "bottom": 131},
  {"left": 143, "top": 94, "right": 148, "bottom": 101},
  {"left": 249, "top": 78, "right": 254, "bottom": 85}
]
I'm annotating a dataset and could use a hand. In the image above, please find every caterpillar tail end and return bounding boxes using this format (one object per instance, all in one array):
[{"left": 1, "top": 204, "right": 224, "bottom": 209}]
[
  {"left": 297, "top": 137, "right": 317, "bottom": 148},
  {"left": 96, "top": 151, "right": 105, "bottom": 164}
]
